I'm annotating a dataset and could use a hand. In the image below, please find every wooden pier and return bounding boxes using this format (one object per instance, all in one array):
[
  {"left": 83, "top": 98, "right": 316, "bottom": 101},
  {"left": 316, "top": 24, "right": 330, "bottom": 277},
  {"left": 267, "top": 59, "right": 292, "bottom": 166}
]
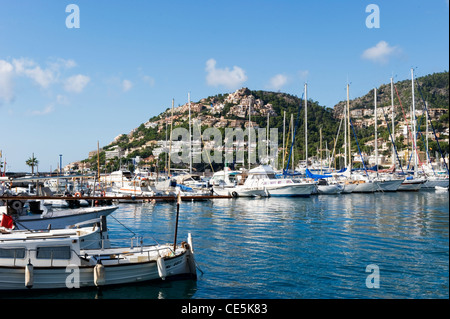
[{"left": 0, "top": 195, "right": 232, "bottom": 202}]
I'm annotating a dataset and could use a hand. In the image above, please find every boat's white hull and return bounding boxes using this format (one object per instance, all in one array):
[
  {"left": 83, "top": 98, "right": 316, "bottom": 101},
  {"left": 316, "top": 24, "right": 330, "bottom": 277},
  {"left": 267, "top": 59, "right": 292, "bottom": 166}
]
[
  {"left": 422, "top": 178, "right": 449, "bottom": 189},
  {"left": 353, "top": 181, "right": 379, "bottom": 193},
  {"left": 398, "top": 179, "right": 424, "bottom": 191},
  {"left": 376, "top": 179, "right": 403, "bottom": 192},
  {"left": 212, "top": 186, "right": 266, "bottom": 197},
  {"left": 211, "top": 186, "right": 229, "bottom": 196},
  {"left": 11, "top": 206, "right": 118, "bottom": 230},
  {"left": 340, "top": 183, "right": 357, "bottom": 194},
  {"left": 265, "top": 184, "right": 315, "bottom": 197},
  {"left": 435, "top": 186, "right": 448, "bottom": 192},
  {"left": 316, "top": 184, "right": 342, "bottom": 195},
  {"left": 0, "top": 250, "right": 195, "bottom": 291}
]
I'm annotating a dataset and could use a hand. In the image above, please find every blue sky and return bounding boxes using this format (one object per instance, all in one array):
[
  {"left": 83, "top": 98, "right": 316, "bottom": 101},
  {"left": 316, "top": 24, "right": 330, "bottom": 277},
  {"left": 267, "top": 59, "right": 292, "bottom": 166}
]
[{"left": 0, "top": 0, "right": 448, "bottom": 172}]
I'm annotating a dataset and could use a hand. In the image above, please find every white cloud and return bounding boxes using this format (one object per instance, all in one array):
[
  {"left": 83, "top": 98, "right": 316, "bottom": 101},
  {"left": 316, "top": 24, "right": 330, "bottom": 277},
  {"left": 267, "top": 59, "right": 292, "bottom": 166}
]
[
  {"left": 30, "top": 104, "right": 55, "bottom": 116},
  {"left": 1, "top": 56, "right": 88, "bottom": 115},
  {"left": 0, "top": 60, "right": 15, "bottom": 104},
  {"left": 28, "top": 93, "right": 70, "bottom": 116},
  {"left": 56, "top": 94, "right": 69, "bottom": 105},
  {"left": 142, "top": 75, "right": 155, "bottom": 87},
  {"left": 361, "top": 41, "right": 401, "bottom": 64},
  {"left": 298, "top": 70, "right": 310, "bottom": 80},
  {"left": 12, "top": 58, "right": 56, "bottom": 88},
  {"left": 267, "top": 74, "right": 288, "bottom": 91},
  {"left": 11, "top": 57, "right": 81, "bottom": 91},
  {"left": 205, "top": 58, "right": 247, "bottom": 89},
  {"left": 64, "top": 74, "right": 90, "bottom": 93},
  {"left": 48, "top": 58, "right": 77, "bottom": 71},
  {"left": 122, "top": 79, "right": 133, "bottom": 92}
]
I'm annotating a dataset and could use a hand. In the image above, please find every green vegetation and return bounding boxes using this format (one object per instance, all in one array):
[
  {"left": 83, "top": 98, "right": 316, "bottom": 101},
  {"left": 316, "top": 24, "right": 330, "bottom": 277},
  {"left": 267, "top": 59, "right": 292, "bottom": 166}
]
[
  {"left": 25, "top": 154, "right": 39, "bottom": 175},
  {"left": 82, "top": 71, "right": 448, "bottom": 172}
]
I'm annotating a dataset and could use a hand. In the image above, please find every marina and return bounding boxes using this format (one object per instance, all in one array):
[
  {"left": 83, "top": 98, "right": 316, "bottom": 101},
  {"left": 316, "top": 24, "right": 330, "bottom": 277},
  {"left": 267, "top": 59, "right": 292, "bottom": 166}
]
[
  {"left": 0, "top": 186, "right": 448, "bottom": 299},
  {"left": 0, "top": 2, "right": 448, "bottom": 306},
  {"left": 1, "top": 69, "right": 448, "bottom": 298}
]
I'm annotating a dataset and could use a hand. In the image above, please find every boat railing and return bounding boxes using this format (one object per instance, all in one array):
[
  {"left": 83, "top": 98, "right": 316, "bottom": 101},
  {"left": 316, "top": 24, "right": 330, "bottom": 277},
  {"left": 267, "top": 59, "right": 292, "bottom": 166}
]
[
  {"left": 84, "top": 234, "right": 179, "bottom": 255},
  {"left": 88, "top": 245, "right": 179, "bottom": 265}
]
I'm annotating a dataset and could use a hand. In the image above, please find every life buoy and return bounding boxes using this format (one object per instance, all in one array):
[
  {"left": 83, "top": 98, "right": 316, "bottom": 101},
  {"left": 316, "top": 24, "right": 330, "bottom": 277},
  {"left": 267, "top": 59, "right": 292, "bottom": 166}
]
[
  {"left": 74, "top": 192, "right": 82, "bottom": 197},
  {"left": 231, "top": 191, "right": 238, "bottom": 198},
  {"left": 10, "top": 200, "right": 23, "bottom": 212}
]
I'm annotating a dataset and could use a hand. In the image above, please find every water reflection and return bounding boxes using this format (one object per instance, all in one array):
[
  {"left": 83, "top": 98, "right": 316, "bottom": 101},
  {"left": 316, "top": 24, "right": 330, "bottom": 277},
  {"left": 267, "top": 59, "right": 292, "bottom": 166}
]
[
  {"left": 4, "top": 279, "right": 198, "bottom": 299},
  {"left": 9, "top": 191, "right": 446, "bottom": 299}
]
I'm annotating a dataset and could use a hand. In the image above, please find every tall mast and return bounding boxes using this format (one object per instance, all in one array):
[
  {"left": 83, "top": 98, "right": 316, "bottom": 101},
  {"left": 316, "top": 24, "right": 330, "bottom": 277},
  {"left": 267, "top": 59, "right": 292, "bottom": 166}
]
[
  {"left": 391, "top": 77, "right": 395, "bottom": 166},
  {"left": 267, "top": 112, "right": 269, "bottom": 165},
  {"left": 320, "top": 127, "right": 322, "bottom": 174},
  {"left": 168, "top": 98, "right": 174, "bottom": 176},
  {"left": 347, "top": 83, "right": 352, "bottom": 173},
  {"left": 426, "top": 101, "right": 429, "bottom": 164},
  {"left": 165, "top": 117, "right": 168, "bottom": 175},
  {"left": 411, "top": 68, "right": 417, "bottom": 177},
  {"left": 282, "top": 111, "right": 286, "bottom": 169},
  {"left": 188, "top": 92, "right": 192, "bottom": 174},
  {"left": 291, "top": 114, "right": 294, "bottom": 172},
  {"left": 374, "top": 88, "right": 378, "bottom": 173},
  {"left": 304, "top": 83, "right": 308, "bottom": 168},
  {"left": 248, "top": 100, "right": 251, "bottom": 170},
  {"left": 345, "top": 84, "right": 348, "bottom": 168}
]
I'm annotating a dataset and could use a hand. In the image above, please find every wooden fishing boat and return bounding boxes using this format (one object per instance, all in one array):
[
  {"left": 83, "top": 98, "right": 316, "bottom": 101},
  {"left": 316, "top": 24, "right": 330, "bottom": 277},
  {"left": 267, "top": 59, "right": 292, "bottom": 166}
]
[{"left": 0, "top": 217, "right": 197, "bottom": 291}]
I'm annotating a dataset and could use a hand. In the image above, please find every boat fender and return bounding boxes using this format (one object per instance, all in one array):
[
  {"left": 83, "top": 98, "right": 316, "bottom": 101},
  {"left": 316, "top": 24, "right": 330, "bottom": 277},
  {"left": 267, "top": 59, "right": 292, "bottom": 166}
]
[
  {"left": 25, "top": 260, "right": 33, "bottom": 289},
  {"left": 94, "top": 260, "right": 106, "bottom": 286},
  {"left": 186, "top": 233, "right": 197, "bottom": 278},
  {"left": 157, "top": 257, "right": 167, "bottom": 280},
  {"left": 188, "top": 233, "right": 194, "bottom": 254}
]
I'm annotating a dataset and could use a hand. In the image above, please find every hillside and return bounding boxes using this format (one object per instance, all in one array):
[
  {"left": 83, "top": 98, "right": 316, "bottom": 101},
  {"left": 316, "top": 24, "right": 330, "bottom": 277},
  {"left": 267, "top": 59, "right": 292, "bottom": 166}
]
[
  {"left": 94, "top": 88, "right": 341, "bottom": 171},
  {"left": 81, "top": 71, "right": 449, "bottom": 172},
  {"left": 333, "top": 71, "right": 449, "bottom": 117}
]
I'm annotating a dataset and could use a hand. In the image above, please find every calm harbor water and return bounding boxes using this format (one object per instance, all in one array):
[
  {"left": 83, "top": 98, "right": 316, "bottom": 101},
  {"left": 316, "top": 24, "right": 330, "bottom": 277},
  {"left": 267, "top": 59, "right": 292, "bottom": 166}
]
[{"left": 6, "top": 190, "right": 449, "bottom": 299}]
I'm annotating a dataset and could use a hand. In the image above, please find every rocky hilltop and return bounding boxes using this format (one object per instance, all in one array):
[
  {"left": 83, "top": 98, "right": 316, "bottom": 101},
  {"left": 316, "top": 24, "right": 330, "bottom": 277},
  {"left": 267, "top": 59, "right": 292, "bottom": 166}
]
[
  {"left": 333, "top": 71, "right": 449, "bottom": 125},
  {"left": 76, "top": 71, "right": 448, "bottom": 172}
]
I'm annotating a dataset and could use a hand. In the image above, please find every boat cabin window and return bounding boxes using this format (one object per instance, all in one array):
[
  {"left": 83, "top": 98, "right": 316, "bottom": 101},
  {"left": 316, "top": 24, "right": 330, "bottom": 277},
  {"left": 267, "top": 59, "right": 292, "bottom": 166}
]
[
  {"left": 36, "top": 246, "right": 71, "bottom": 260},
  {"left": 123, "top": 172, "right": 133, "bottom": 179},
  {"left": 0, "top": 248, "right": 26, "bottom": 259}
]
